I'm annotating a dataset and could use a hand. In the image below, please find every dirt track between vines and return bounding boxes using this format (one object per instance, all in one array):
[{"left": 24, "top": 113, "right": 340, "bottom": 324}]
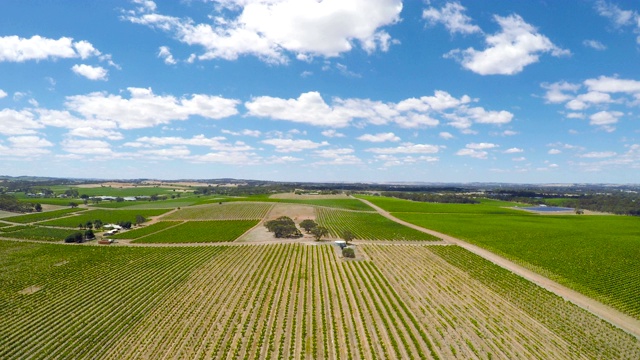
[{"left": 357, "top": 198, "right": 640, "bottom": 340}]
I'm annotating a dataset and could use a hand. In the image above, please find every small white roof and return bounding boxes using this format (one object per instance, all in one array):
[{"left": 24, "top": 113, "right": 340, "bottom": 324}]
[{"left": 334, "top": 240, "right": 346, "bottom": 244}]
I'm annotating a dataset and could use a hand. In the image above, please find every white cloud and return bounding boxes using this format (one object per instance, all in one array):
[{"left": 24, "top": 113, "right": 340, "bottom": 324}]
[
  {"left": 246, "top": 90, "right": 510, "bottom": 130},
  {"left": 71, "top": 64, "right": 108, "bottom": 81},
  {"left": 439, "top": 131, "right": 454, "bottom": 140},
  {"left": 504, "top": 147, "right": 523, "bottom": 153},
  {"left": 580, "top": 151, "right": 616, "bottom": 158},
  {"left": 158, "top": 46, "right": 177, "bottom": 65},
  {"left": 0, "top": 89, "right": 6, "bottom": 98},
  {"left": 0, "top": 35, "right": 103, "bottom": 62},
  {"left": 262, "top": 138, "right": 328, "bottom": 152},
  {"left": 61, "top": 139, "right": 112, "bottom": 155},
  {"left": 314, "top": 148, "right": 362, "bottom": 165},
  {"left": 589, "top": 110, "right": 622, "bottom": 131},
  {"left": 541, "top": 81, "right": 580, "bottom": 103},
  {"left": 321, "top": 129, "right": 345, "bottom": 138},
  {"left": 124, "top": 0, "right": 402, "bottom": 63},
  {"left": 423, "top": 2, "right": 481, "bottom": 35},
  {"left": 583, "top": 39, "right": 606, "bottom": 50},
  {"left": 446, "top": 14, "right": 569, "bottom": 75},
  {"left": 548, "top": 148, "right": 561, "bottom": 154},
  {"left": 357, "top": 132, "right": 400, "bottom": 143},
  {"left": 584, "top": 76, "right": 640, "bottom": 93},
  {"left": 366, "top": 143, "right": 440, "bottom": 154},
  {"left": 466, "top": 142, "right": 498, "bottom": 150},
  {"left": 221, "top": 129, "right": 261, "bottom": 137},
  {"left": 455, "top": 148, "right": 488, "bottom": 159},
  {"left": 512, "top": 156, "right": 526, "bottom": 161},
  {"left": 595, "top": 0, "right": 638, "bottom": 27},
  {"left": 65, "top": 87, "right": 239, "bottom": 129},
  {"left": 68, "top": 127, "right": 124, "bottom": 140},
  {"left": 0, "top": 136, "right": 53, "bottom": 157},
  {"left": 0, "top": 109, "right": 43, "bottom": 135}
]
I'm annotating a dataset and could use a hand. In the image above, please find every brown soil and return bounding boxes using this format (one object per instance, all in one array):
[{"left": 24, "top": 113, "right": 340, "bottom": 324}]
[{"left": 19, "top": 285, "right": 42, "bottom": 295}]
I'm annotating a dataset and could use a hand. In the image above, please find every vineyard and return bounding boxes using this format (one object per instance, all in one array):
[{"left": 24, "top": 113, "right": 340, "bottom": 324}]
[
  {"left": 0, "top": 226, "right": 77, "bottom": 242},
  {"left": 316, "top": 208, "right": 440, "bottom": 241},
  {"left": 164, "top": 202, "right": 273, "bottom": 221},
  {"left": 39, "top": 209, "right": 171, "bottom": 228},
  {"left": 357, "top": 195, "right": 522, "bottom": 214},
  {"left": 1, "top": 240, "right": 638, "bottom": 359},
  {"left": 394, "top": 211, "right": 640, "bottom": 319},
  {"left": 109, "top": 221, "right": 183, "bottom": 240},
  {"left": 130, "top": 220, "right": 259, "bottom": 243}
]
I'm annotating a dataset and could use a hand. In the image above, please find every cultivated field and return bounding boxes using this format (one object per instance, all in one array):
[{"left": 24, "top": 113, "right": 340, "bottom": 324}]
[
  {"left": 316, "top": 208, "right": 440, "bottom": 241},
  {"left": 1, "top": 241, "right": 638, "bottom": 359},
  {"left": 364, "top": 195, "right": 640, "bottom": 320},
  {"left": 130, "top": 220, "right": 259, "bottom": 243},
  {"left": 39, "top": 209, "right": 170, "bottom": 228},
  {"left": 2, "top": 208, "right": 87, "bottom": 224},
  {"left": 163, "top": 202, "right": 273, "bottom": 221}
]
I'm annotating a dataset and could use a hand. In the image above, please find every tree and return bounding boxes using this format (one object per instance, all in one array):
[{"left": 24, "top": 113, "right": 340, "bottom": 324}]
[
  {"left": 65, "top": 232, "right": 84, "bottom": 243},
  {"left": 94, "top": 219, "right": 103, "bottom": 229},
  {"left": 84, "top": 229, "right": 95, "bottom": 240},
  {"left": 342, "top": 230, "right": 355, "bottom": 245},
  {"left": 264, "top": 216, "right": 302, "bottom": 238},
  {"left": 299, "top": 219, "right": 317, "bottom": 233},
  {"left": 135, "top": 214, "right": 146, "bottom": 225},
  {"left": 85, "top": 221, "right": 93, "bottom": 230},
  {"left": 342, "top": 247, "right": 355, "bottom": 258},
  {"left": 311, "top": 226, "right": 328, "bottom": 241},
  {"left": 116, "top": 197, "right": 125, "bottom": 202},
  {"left": 34, "top": 203, "right": 42, "bottom": 212},
  {"left": 69, "top": 202, "right": 78, "bottom": 208}
]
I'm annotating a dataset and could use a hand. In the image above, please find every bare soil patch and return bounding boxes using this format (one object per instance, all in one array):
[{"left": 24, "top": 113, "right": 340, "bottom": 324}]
[
  {"left": 236, "top": 203, "right": 316, "bottom": 243},
  {"left": 19, "top": 285, "right": 42, "bottom": 295}
]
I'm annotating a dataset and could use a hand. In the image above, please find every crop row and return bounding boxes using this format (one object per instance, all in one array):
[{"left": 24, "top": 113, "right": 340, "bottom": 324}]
[
  {"left": 163, "top": 202, "right": 273, "bottom": 221},
  {"left": 366, "top": 245, "right": 640, "bottom": 359},
  {"left": 316, "top": 208, "right": 440, "bottom": 241},
  {"left": 131, "top": 220, "right": 258, "bottom": 243},
  {"left": 108, "top": 221, "right": 183, "bottom": 240},
  {"left": 0, "top": 226, "right": 78, "bottom": 242},
  {"left": 40, "top": 209, "right": 170, "bottom": 228}
]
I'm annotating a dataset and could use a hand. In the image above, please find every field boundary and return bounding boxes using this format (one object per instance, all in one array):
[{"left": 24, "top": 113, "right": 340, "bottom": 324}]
[{"left": 357, "top": 197, "right": 640, "bottom": 340}]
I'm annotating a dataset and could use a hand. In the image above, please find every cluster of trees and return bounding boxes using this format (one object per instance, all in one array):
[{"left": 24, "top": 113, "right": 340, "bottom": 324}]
[
  {"left": 78, "top": 215, "right": 144, "bottom": 230},
  {"left": 64, "top": 230, "right": 95, "bottom": 243},
  {"left": 379, "top": 191, "right": 480, "bottom": 204},
  {"left": 264, "top": 216, "right": 303, "bottom": 238},
  {"left": 300, "top": 219, "right": 329, "bottom": 241},
  {"left": 0, "top": 194, "right": 39, "bottom": 213},
  {"left": 549, "top": 194, "right": 640, "bottom": 216}
]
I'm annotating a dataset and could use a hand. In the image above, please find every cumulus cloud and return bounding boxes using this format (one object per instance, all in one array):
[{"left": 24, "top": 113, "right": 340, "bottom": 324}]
[
  {"left": 246, "top": 90, "right": 511, "bottom": 131},
  {"left": 262, "top": 138, "right": 328, "bottom": 152},
  {"left": 71, "top": 64, "right": 108, "bottom": 81},
  {"left": 466, "top": 142, "right": 498, "bottom": 150},
  {"left": 124, "top": 0, "right": 402, "bottom": 64},
  {"left": 366, "top": 143, "right": 440, "bottom": 154},
  {"left": 423, "top": 2, "right": 481, "bottom": 35},
  {"left": 590, "top": 110, "right": 622, "bottom": 132},
  {"left": 0, "top": 89, "right": 7, "bottom": 99},
  {"left": 584, "top": 76, "right": 640, "bottom": 93},
  {"left": 158, "top": 46, "right": 177, "bottom": 65},
  {"left": 357, "top": 132, "right": 400, "bottom": 143},
  {"left": 0, "top": 109, "right": 43, "bottom": 135},
  {"left": 64, "top": 87, "right": 239, "bottom": 129},
  {"left": 580, "top": 151, "right": 617, "bottom": 158},
  {"left": 446, "top": 14, "right": 569, "bottom": 75},
  {"left": 595, "top": 0, "right": 639, "bottom": 29},
  {"left": 314, "top": 148, "right": 362, "bottom": 165},
  {"left": 548, "top": 149, "right": 561, "bottom": 154},
  {"left": 504, "top": 147, "right": 523, "bottom": 153},
  {"left": 221, "top": 129, "right": 261, "bottom": 137},
  {"left": 456, "top": 142, "right": 498, "bottom": 159},
  {"left": 321, "top": 129, "right": 345, "bottom": 138},
  {"left": 439, "top": 131, "right": 454, "bottom": 140},
  {"left": 0, "top": 35, "right": 105, "bottom": 62},
  {"left": 541, "top": 81, "right": 581, "bottom": 103},
  {"left": 61, "top": 139, "right": 113, "bottom": 155}
]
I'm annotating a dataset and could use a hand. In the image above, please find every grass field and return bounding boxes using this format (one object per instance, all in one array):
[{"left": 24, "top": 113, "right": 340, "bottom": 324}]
[
  {"left": 2, "top": 208, "right": 87, "bottom": 224},
  {"left": 132, "top": 220, "right": 258, "bottom": 243},
  {"left": 316, "top": 208, "right": 440, "bottom": 241},
  {"left": 357, "top": 195, "right": 522, "bottom": 214},
  {"left": 39, "top": 209, "right": 171, "bottom": 228},
  {"left": 0, "top": 226, "right": 78, "bottom": 242},
  {"left": 1, "top": 241, "right": 637, "bottom": 359}
]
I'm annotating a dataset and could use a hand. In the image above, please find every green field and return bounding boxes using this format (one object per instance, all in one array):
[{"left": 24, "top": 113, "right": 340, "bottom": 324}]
[
  {"left": 132, "top": 220, "right": 258, "bottom": 243},
  {"left": 357, "top": 195, "right": 522, "bottom": 214},
  {"left": 40, "top": 209, "right": 171, "bottom": 228},
  {"left": 109, "top": 221, "right": 183, "bottom": 240},
  {"left": 2, "top": 208, "right": 87, "bottom": 224},
  {"left": 0, "top": 226, "right": 79, "bottom": 242},
  {"left": 91, "top": 199, "right": 196, "bottom": 209},
  {"left": 363, "top": 196, "right": 640, "bottom": 319},
  {"left": 316, "top": 208, "right": 440, "bottom": 241}
]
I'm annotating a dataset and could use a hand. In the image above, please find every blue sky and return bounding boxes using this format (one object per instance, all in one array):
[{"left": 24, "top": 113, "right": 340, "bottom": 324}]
[{"left": 1, "top": 0, "right": 640, "bottom": 183}]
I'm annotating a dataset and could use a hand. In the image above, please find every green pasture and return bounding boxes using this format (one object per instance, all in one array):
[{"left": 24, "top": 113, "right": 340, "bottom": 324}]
[
  {"left": 3, "top": 208, "right": 87, "bottom": 224},
  {"left": 395, "top": 211, "right": 640, "bottom": 319},
  {"left": 0, "top": 226, "right": 78, "bottom": 242},
  {"left": 40, "top": 209, "right": 170, "bottom": 228},
  {"left": 356, "top": 195, "right": 522, "bottom": 214},
  {"left": 132, "top": 220, "right": 258, "bottom": 243}
]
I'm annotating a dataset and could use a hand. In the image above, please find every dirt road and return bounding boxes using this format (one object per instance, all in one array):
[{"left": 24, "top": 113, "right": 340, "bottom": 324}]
[{"left": 357, "top": 198, "right": 640, "bottom": 340}]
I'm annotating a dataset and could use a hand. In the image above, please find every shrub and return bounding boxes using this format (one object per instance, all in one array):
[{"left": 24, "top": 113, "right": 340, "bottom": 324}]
[
  {"left": 342, "top": 247, "right": 355, "bottom": 258},
  {"left": 65, "top": 232, "right": 84, "bottom": 243}
]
